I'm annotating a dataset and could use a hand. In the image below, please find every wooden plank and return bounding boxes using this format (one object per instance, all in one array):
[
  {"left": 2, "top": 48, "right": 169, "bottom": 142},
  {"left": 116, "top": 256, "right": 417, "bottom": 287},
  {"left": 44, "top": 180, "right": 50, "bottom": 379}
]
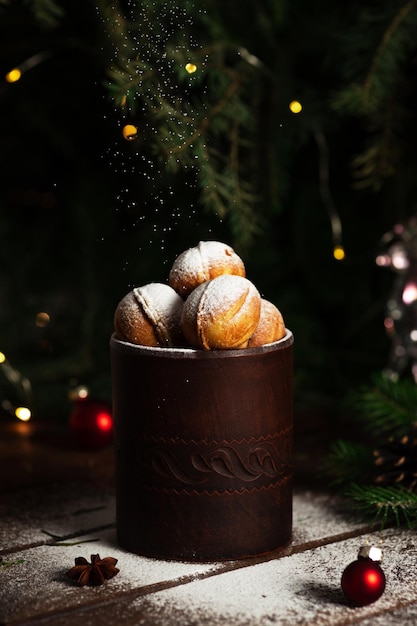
[
  {"left": 2, "top": 527, "right": 417, "bottom": 625},
  {"left": 91, "top": 529, "right": 417, "bottom": 625},
  {"left": 0, "top": 529, "right": 223, "bottom": 624},
  {"left": 0, "top": 482, "right": 115, "bottom": 554},
  {"left": 0, "top": 488, "right": 379, "bottom": 625},
  {"left": 0, "top": 485, "right": 363, "bottom": 556},
  {"left": 137, "top": 528, "right": 417, "bottom": 626}
]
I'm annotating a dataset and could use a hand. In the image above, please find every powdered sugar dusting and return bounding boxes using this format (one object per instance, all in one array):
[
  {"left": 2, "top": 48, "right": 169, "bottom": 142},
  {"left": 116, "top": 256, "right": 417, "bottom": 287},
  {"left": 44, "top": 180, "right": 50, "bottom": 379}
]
[
  {"left": 135, "top": 283, "right": 182, "bottom": 325},
  {"left": 169, "top": 241, "right": 245, "bottom": 297},
  {"left": 200, "top": 275, "right": 256, "bottom": 320},
  {"left": 141, "top": 553, "right": 322, "bottom": 625},
  {"left": 198, "top": 275, "right": 260, "bottom": 348},
  {"left": 248, "top": 299, "right": 285, "bottom": 347},
  {"left": 7, "top": 487, "right": 417, "bottom": 625},
  {"left": 131, "top": 529, "right": 417, "bottom": 626},
  {"left": 133, "top": 283, "right": 183, "bottom": 346},
  {"left": 0, "top": 528, "right": 221, "bottom": 624},
  {"left": 114, "top": 290, "right": 140, "bottom": 333},
  {"left": 181, "top": 275, "right": 260, "bottom": 349},
  {"left": 169, "top": 245, "right": 206, "bottom": 294}
]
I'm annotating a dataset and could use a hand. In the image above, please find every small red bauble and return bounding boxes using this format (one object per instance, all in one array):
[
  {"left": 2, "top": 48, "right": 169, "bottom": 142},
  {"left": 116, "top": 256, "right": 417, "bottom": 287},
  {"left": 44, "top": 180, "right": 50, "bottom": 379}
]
[
  {"left": 341, "top": 551, "right": 386, "bottom": 607},
  {"left": 69, "top": 398, "right": 113, "bottom": 449}
]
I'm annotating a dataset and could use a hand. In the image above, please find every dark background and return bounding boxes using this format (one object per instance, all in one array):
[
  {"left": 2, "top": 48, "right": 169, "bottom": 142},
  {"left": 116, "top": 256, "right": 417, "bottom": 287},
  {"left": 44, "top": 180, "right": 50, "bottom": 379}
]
[{"left": 1, "top": 0, "right": 415, "bottom": 431}]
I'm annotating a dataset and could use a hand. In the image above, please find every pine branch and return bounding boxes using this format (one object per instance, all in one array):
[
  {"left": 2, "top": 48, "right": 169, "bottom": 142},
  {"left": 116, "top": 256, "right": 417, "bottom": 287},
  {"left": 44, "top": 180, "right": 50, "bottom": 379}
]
[
  {"left": 347, "top": 483, "right": 417, "bottom": 528},
  {"left": 97, "top": 0, "right": 266, "bottom": 248},
  {"left": 320, "top": 439, "right": 375, "bottom": 487},
  {"left": 23, "top": 0, "right": 64, "bottom": 29},
  {"left": 332, "top": 1, "right": 417, "bottom": 116},
  {"left": 330, "top": 1, "right": 417, "bottom": 188},
  {"left": 159, "top": 72, "right": 243, "bottom": 160},
  {"left": 353, "top": 373, "right": 417, "bottom": 440},
  {"left": 362, "top": 0, "right": 417, "bottom": 109},
  {"left": 197, "top": 143, "right": 261, "bottom": 248},
  {"left": 321, "top": 373, "right": 417, "bottom": 526},
  {"left": 351, "top": 141, "right": 396, "bottom": 191}
]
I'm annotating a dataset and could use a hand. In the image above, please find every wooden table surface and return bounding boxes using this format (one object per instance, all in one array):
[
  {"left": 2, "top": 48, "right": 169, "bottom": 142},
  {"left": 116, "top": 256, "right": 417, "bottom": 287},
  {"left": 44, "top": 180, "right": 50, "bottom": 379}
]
[{"left": 1, "top": 419, "right": 417, "bottom": 626}]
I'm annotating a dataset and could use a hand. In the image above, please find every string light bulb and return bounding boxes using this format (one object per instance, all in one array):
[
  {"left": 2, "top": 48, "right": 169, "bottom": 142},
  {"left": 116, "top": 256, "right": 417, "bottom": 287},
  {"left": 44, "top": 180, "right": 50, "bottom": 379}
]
[
  {"left": 15, "top": 407, "right": 31, "bottom": 422},
  {"left": 289, "top": 100, "right": 302, "bottom": 114},
  {"left": 5, "top": 51, "right": 53, "bottom": 86},
  {"left": 5, "top": 68, "right": 21, "bottom": 83},
  {"left": 122, "top": 124, "right": 138, "bottom": 141},
  {"left": 333, "top": 245, "right": 345, "bottom": 261},
  {"left": 185, "top": 63, "right": 197, "bottom": 74},
  {"left": 0, "top": 352, "right": 32, "bottom": 420}
]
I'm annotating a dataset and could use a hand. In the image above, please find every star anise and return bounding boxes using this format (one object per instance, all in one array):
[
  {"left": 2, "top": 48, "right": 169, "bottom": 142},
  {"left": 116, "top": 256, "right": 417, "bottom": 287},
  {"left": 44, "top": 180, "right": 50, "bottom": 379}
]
[{"left": 66, "top": 554, "right": 119, "bottom": 586}]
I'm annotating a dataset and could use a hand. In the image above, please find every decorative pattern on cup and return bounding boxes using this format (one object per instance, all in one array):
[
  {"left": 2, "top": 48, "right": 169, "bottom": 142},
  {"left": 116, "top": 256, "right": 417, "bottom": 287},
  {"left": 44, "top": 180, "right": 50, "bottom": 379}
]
[{"left": 131, "top": 429, "right": 292, "bottom": 494}]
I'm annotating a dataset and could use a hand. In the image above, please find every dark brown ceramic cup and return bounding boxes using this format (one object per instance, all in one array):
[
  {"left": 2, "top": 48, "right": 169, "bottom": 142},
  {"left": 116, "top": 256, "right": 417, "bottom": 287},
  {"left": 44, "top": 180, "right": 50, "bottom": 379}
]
[{"left": 110, "top": 330, "right": 293, "bottom": 561}]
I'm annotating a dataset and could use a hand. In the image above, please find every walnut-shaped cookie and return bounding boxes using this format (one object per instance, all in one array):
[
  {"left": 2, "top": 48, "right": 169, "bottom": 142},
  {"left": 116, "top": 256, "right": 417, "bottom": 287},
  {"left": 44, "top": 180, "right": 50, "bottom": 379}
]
[
  {"left": 181, "top": 275, "right": 261, "bottom": 350},
  {"left": 248, "top": 299, "right": 286, "bottom": 347},
  {"left": 114, "top": 283, "right": 184, "bottom": 347},
  {"left": 169, "top": 240, "right": 245, "bottom": 298}
]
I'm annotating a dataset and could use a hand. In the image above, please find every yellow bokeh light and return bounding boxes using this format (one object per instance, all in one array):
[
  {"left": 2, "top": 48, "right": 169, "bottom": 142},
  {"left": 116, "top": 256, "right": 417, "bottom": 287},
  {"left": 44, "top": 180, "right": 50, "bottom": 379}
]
[
  {"left": 5, "top": 68, "right": 22, "bottom": 83},
  {"left": 0, "top": 352, "right": 5, "bottom": 364},
  {"left": 122, "top": 124, "right": 138, "bottom": 141},
  {"left": 289, "top": 100, "right": 302, "bottom": 114},
  {"left": 15, "top": 407, "right": 31, "bottom": 421},
  {"left": 185, "top": 63, "right": 197, "bottom": 74},
  {"left": 333, "top": 245, "right": 345, "bottom": 261}
]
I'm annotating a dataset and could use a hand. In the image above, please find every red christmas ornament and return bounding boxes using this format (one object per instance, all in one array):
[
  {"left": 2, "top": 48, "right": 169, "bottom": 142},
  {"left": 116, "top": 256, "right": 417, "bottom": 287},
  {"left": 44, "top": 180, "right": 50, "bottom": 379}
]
[
  {"left": 69, "top": 397, "right": 113, "bottom": 449},
  {"left": 341, "top": 546, "right": 386, "bottom": 607}
]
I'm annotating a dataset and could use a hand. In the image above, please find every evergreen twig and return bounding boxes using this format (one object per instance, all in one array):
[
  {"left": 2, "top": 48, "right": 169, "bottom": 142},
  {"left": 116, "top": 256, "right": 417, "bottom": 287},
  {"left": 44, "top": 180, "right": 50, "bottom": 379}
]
[
  {"left": 331, "top": 1, "right": 417, "bottom": 189},
  {"left": 23, "top": 0, "right": 64, "bottom": 29},
  {"left": 323, "top": 372, "right": 417, "bottom": 528},
  {"left": 353, "top": 372, "right": 417, "bottom": 439},
  {"left": 362, "top": 0, "right": 417, "bottom": 108},
  {"left": 320, "top": 439, "right": 374, "bottom": 487},
  {"left": 96, "top": 0, "right": 270, "bottom": 247},
  {"left": 347, "top": 483, "right": 417, "bottom": 528},
  {"left": 0, "top": 558, "right": 25, "bottom": 571}
]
